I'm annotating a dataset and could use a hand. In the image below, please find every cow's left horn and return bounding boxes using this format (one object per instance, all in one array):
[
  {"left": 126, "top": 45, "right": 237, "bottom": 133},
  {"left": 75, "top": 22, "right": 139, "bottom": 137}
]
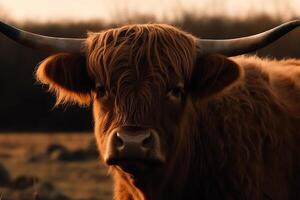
[
  {"left": 0, "top": 21, "right": 85, "bottom": 53},
  {"left": 197, "top": 20, "right": 300, "bottom": 57}
]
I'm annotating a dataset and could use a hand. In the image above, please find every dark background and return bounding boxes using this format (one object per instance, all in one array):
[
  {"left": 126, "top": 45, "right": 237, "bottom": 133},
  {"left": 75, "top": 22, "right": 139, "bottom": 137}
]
[{"left": 0, "top": 15, "right": 300, "bottom": 132}]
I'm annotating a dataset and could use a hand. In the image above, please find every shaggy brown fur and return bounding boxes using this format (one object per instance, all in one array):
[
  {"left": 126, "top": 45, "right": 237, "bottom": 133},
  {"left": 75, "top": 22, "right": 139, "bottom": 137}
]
[{"left": 36, "top": 24, "right": 300, "bottom": 200}]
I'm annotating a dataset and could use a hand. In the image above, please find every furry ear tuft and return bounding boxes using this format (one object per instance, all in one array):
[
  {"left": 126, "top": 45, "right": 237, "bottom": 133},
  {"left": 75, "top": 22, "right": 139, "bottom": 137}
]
[
  {"left": 190, "top": 54, "right": 242, "bottom": 98},
  {"left": 36, "top": 53, "right": 94, "bottom": 106}
]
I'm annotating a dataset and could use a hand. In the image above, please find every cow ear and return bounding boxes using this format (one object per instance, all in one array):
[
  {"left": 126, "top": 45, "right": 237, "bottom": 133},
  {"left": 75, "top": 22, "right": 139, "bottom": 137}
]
[
  {"left": 189, "top": 54, "right": 242, "bottom": 98},
  {"left": 36, "top": 53, "right": 94, "bottom": 106}
]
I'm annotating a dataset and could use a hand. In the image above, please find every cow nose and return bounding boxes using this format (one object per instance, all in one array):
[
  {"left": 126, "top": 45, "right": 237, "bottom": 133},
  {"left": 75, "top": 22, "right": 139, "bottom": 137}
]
[
  {"left": 113, "top": 130, "right": 153, "bottom": 159},
  {"left": 115, "top": 131, "right": 152, "bottom": 152},
  {"left": 105, "top": 128, "right": 161, "bottom": 165}
]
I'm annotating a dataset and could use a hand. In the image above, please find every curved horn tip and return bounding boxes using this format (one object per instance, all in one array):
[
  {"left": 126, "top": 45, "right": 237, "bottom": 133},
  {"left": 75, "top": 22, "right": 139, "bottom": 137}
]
[
  {"left": 196, "top": 20, "right": 300, "bottom": 57},
  {"left": 0, "top": 21, "right": 86, "bottom": 54}
]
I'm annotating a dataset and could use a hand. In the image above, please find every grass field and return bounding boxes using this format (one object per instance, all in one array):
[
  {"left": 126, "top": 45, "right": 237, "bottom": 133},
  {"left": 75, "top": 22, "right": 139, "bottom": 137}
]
[{"left": 0, "top": 133, "right": 113, "bottom": 200}]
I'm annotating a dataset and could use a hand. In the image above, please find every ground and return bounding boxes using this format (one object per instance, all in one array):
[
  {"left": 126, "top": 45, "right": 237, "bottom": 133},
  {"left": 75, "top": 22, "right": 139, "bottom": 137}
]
[{"left": 0, "top": 133, "right": 112, "bottom": 200}]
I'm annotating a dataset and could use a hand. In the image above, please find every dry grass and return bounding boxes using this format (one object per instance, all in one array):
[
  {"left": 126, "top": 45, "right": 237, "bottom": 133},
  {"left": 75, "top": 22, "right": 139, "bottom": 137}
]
[{"left": 0, "top": 133, "right": 112, "bottom": 200}]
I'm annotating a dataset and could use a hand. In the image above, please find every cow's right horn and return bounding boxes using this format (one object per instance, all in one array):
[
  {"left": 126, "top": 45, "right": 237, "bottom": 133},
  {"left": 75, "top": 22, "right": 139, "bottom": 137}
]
[
  {"left": 0, "top": 21, "right": 85, "bottom": 53},
  {"left": 196, "top": 20, "right": 300, "bottom": 57}
]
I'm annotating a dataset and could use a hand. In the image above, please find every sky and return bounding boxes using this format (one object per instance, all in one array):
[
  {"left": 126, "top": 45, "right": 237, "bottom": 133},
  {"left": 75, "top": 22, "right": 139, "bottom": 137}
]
[{"left": 0, "top": 0, "right": 299, "bottom": 23}]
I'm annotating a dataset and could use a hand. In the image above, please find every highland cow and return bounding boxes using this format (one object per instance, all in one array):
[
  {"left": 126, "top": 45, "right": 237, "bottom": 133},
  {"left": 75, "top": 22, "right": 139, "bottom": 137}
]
[{"left": 0, "top": 21, "right": 300, "bottom": 200}]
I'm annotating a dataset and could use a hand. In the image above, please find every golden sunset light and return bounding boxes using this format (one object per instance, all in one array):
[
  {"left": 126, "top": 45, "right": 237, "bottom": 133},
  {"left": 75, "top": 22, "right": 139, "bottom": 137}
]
[{"left": 0, "top": 0, "right": 299, "bottom": 23}]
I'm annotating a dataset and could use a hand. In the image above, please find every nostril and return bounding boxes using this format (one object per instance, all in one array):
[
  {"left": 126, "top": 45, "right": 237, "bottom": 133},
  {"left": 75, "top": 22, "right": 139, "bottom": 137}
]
[
  {"left": 115, "top": 132, "right": 124, "bottom": 148},
  {"left": 142, "top": 132, "right": 153, "bottom": 149}
]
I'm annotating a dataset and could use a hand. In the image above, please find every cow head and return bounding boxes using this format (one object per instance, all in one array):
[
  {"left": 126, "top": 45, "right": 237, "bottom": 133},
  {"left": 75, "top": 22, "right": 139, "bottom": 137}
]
[{"left": 35, "top": 25, "right": 242, "bottom": 180}]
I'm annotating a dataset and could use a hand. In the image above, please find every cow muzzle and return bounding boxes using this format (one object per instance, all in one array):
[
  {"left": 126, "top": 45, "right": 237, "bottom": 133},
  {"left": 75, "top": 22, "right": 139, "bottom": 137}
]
[{"left": 104, "top": 127, "right": 165, "bottom": 174}]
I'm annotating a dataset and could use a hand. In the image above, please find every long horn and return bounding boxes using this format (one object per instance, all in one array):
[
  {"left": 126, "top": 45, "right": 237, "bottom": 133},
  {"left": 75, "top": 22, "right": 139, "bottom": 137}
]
[
  {"left": 197, "top": 20, "right": 300, "bottom": 57},
  {"left": 0, "top": 21, "right": 85, "bottom": 53}
]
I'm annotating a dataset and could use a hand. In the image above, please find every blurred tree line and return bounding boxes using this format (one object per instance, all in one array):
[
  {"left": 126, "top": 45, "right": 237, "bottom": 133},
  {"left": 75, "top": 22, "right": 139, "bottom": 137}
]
[{"left": 0, "top": 14, "right": 299, "bottom": 132}]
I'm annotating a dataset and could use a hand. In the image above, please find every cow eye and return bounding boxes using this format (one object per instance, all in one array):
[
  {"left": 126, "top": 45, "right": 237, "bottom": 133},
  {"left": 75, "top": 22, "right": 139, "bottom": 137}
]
[
  {"left": 96, "top": 85, "right": 107, "bottom": 98},
  {"left": 167, "top": 87, "right": 184, "bottom": 101}
]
